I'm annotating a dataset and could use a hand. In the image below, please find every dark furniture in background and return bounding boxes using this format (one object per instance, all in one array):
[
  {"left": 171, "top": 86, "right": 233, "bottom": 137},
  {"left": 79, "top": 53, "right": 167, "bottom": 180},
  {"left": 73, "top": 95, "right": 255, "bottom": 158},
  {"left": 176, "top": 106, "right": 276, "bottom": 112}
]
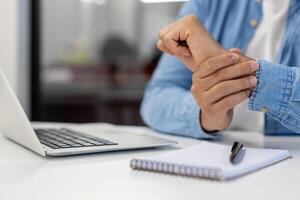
[{"left": 29, "top": 0, "right": 180, "bottom": 125}]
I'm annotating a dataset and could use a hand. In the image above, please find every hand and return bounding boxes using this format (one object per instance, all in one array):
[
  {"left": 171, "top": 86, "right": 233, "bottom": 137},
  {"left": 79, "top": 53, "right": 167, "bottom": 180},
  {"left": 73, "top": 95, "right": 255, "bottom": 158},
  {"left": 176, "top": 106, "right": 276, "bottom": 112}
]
[
  {"left": 157, "top": 15, "right": 252, "bottom": 72},
  {"left": 191, "top": 53, "right": 259, "bottom": 132},
  {"left": 157, "top": 15, "right": 258, "bottom": 131},
  {"left": 157, "top": 15, "right": 227, "bottom": 71}
]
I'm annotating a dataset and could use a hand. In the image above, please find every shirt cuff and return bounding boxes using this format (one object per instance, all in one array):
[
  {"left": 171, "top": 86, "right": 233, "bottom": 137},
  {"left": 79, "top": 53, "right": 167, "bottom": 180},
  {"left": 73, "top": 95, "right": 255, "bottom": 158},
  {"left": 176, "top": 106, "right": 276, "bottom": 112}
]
[{"left": 249, "top": 59, "right": 295, "bottom": 118}]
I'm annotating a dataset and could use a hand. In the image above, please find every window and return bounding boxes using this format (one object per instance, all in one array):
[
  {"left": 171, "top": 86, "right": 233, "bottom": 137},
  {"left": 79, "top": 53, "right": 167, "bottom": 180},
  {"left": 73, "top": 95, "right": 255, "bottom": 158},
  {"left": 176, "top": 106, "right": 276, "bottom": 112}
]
[{"left": 31, "top": 0, "right": 184, "bottom": 125}]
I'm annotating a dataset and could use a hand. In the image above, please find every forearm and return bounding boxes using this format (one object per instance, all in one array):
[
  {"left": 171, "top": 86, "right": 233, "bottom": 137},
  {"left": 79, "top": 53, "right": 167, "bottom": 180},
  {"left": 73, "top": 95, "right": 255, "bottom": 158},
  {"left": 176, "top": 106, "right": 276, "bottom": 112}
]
[
  {"left": 249, "top": 59, "right": 300, "bottom": 133},
  {"left": 141, "top": 82, "right": 219, "bottom": 139}
]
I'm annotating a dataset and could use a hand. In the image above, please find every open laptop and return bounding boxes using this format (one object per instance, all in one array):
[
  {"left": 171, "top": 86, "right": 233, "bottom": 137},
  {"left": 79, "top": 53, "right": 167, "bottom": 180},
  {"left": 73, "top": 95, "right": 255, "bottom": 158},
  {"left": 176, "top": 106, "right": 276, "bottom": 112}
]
[{"left": 0, "top": 69, "right": 176, "bottom": 157}]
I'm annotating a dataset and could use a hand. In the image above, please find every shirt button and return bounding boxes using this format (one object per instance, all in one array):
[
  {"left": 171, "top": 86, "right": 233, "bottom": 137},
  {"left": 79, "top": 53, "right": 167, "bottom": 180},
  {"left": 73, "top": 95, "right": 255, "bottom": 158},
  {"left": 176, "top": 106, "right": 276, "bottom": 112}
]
[
  {"left": 260, "top": 107, "right": 268, "bottom": 113},
  {"left": 250, "top": 19, "right": 258, "bottom": 27}
]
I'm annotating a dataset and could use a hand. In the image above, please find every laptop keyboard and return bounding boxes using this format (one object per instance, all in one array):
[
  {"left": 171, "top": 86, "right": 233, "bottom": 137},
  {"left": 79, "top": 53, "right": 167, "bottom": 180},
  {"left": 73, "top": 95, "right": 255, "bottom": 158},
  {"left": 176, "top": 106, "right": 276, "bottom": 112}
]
[{"left": 35, "top": 128, "right": 118, "bottom": 149}]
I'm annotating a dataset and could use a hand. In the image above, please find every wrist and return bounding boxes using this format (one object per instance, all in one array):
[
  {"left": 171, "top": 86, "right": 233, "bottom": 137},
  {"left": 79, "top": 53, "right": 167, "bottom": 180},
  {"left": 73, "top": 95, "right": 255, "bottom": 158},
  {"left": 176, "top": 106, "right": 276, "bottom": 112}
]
[
  {"left": 196, "top": 45, "right": 228, "bottom": 66},
  {"left": 199, "top": 111, "right": 218, "bottom": 133}
]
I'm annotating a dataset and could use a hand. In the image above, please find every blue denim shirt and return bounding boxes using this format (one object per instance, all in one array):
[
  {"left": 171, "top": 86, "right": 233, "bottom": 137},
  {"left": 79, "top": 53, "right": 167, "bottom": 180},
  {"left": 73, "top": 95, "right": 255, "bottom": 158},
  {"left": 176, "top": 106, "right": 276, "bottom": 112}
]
[{"left": 141, "top": 0, "right": 300, "bottom": 139}]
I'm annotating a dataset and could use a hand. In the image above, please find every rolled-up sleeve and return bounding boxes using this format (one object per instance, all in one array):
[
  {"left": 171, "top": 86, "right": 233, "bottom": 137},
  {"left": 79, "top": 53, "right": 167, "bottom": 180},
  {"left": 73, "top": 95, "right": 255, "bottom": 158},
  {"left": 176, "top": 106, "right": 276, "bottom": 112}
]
[
  {"left": 140, "top": 0, "right": 220, "bottom": 139},
  {"left": 248, "top": 59, "right": 300, "bottom": 133},
  {"left": 141, "top": 54, "right": 219, "bottom": 139}
]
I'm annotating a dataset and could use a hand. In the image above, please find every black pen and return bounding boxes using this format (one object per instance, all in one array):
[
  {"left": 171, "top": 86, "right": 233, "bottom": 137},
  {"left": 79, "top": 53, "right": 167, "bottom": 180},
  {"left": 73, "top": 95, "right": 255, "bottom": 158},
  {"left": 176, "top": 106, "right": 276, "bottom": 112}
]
[{"left": 230, "top": 141, "right": 246, "bottom": 165}]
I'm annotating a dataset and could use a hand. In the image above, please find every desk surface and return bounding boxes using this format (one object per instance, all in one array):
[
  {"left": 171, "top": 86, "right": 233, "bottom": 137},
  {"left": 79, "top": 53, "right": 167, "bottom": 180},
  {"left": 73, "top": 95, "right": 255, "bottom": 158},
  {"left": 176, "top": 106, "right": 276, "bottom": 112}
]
[{"left": 1, "top": 122, "right": 300, "bottom": 200}]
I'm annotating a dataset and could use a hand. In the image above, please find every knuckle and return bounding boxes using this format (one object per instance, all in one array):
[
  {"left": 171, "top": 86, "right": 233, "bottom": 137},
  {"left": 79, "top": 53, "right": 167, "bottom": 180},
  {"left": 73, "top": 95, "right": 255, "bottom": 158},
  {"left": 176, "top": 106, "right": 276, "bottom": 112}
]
[
  {"left": 158, "top": 31, "right": 165, "bottom": 40},
  {"left": 162, "top": 34, "right": 169, "bottom": 41},
  {"left": 241, "top": 78, "right": 250, "bottom": 88},
  {"left": 156, "top": 41, "right": 162, "bottom": 50},
  {"left": 160, "top": 32, "right": 169, "bottom": 42},
  {"left": 156, "top": 43, "right": 160, "bottom": 51},
  {"left": 241, "top": 62, "right": 251, "bottom": 73},
  {"left": 192, "top": 73, "right": 199, "bottom": 83},
  {"left": 201, "top": 61, "right": 211, "bottom": 74},
  {"left": 198, "top": 100, "right": 204, "bottom": 108},
  {"left": 190, "top": 84, "right": 197, "bottom": 94},
  {"left": 185, "top": 14, "right": 197, "bottom": 22},
  {"left": 191, "top": 85, "right": 204, "bottom": 99}
]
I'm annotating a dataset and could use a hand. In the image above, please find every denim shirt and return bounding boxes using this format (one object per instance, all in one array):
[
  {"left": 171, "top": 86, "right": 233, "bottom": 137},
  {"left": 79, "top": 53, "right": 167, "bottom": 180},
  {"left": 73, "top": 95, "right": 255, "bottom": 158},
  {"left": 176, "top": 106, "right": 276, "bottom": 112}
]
[{"left": 140, "top": 0, "right": 300, "bottom": 139}]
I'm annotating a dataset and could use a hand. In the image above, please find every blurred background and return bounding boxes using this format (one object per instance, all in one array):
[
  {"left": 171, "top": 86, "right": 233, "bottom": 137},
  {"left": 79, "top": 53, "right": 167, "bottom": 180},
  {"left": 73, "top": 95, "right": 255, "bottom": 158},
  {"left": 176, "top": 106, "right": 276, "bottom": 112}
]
[{"left": 0, "top": 0, "right": 186, "bottom": 126}]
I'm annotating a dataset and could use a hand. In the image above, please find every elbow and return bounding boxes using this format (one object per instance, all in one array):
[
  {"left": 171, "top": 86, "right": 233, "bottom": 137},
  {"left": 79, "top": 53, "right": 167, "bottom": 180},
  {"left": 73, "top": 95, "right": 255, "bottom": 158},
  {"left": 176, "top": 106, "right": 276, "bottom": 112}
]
[
  {"left": 140, "top": 94, "right": 154, "bottom": 128},
  {"left": 140, "top": 86, "right": 161, "bottom": 131}
]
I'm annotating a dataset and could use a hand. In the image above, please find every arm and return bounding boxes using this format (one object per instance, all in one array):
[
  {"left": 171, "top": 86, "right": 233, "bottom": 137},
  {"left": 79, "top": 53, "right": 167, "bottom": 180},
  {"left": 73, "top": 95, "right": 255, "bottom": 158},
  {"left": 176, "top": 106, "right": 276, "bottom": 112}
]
[
  {"left": 141, "top": 0, "right": 216, "bottom": 139},
  {"left": 156, "top": 9, "right": 258, "bottom": 132},
  {"left": 249, "top": 59, "right": 300, "bottom": 133},
  {"left": 141, "top": 51, "right": 257, "bottom": 138},
  {"left": 141, "top": 53, "right": 215, "bottom": 139}
]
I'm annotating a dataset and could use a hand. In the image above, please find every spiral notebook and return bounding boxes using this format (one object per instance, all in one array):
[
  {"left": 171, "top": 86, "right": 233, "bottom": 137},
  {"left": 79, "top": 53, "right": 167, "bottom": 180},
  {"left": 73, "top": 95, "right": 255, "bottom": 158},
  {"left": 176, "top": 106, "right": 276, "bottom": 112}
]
[{"left": 130, "top": 142, "right": 290, "bottom": 180}]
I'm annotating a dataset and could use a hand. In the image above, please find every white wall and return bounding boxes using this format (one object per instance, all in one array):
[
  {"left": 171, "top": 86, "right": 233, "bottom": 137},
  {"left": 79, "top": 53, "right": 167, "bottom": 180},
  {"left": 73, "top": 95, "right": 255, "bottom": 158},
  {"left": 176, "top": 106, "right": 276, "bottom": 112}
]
[
  {"left": 42, "top": 0, "right": 182, "bottom": 65},
  {"left": 0, "top": 0, "right": 29, "bottom": 115},
  {"left": 42, "top": 0, "right": 81, "bottom": 67},
  {"left": 0, "top": 0, "right": 18, "bottom": 90},
  {"left": 138, "top": 2, "right": 182, "bottom": 59}
]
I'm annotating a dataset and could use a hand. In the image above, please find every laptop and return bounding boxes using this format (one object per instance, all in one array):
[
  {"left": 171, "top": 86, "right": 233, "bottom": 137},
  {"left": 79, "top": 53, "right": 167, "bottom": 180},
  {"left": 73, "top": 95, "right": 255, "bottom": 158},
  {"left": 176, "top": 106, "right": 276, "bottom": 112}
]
[{"left": 0, "top": 69, "right": 176, "bottom": 157}]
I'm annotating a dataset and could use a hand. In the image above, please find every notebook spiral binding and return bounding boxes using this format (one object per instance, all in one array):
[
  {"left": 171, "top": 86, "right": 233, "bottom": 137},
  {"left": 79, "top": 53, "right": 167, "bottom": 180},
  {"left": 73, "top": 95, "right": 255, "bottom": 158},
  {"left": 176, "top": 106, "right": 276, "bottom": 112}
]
[{"left": 130, "top": 159, "right": 223, "bottom": 180}]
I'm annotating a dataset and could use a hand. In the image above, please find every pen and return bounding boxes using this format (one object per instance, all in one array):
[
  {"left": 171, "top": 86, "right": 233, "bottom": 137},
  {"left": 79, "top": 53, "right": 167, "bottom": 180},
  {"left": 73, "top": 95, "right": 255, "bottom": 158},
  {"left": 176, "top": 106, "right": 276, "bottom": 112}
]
[{"left": 230, "top": 141, "right": 246, "bottom": 165}]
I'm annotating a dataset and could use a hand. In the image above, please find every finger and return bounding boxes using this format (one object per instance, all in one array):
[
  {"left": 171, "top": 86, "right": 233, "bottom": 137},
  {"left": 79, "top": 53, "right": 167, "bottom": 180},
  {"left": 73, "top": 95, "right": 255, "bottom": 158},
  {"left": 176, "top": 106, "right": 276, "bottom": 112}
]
[
  {"left": 157, "top": 39, "right": 174, "bottom": 55},
  {"left": 160, "top": 30, "right": 192, "bottom": 56},
  {"left": 229, "top": 48, "right": 241, "bottom": 54},
  {"left": 194, "top": 53, "right": 240, "bottom": 79},
  {"left": 214, "top": 89, "right": 251, "bottom": 112},
  {"left": 158, "top": 37, "right": 196, "bottom": 70},
  {"left": 200, "top": 61, "right": 259, "bottom": 90},
  {"left": 206, "top": 75, "right": 257, "bottom": 103},
  {"left": 158, "top": 21, "right": 177, "bottom": 40},
  {"left": 158, "top": 38, "right": 196, "bottom": 71}
]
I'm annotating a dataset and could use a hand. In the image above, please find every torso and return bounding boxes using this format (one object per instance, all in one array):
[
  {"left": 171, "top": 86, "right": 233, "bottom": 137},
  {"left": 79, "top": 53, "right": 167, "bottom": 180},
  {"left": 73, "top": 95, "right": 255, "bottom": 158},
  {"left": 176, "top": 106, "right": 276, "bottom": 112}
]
[{"left": 229, "top": 0, "right": 290, "bottom": 132}]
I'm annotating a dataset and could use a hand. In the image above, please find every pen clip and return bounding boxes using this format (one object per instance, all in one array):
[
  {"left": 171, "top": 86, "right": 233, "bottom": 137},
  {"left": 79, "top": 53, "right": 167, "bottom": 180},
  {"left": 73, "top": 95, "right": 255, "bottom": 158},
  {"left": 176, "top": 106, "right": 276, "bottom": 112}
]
[
  {"left": 230, "top": 141, "right": 245, "bottom": 165},
  {"left": 231, "top": 141, "right": 239, "bottom": 152}
]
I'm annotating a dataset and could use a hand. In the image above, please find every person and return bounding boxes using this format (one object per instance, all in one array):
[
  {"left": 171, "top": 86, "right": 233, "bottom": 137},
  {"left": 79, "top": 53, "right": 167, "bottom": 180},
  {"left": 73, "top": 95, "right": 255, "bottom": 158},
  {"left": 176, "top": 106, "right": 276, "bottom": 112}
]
[{"left": 140, "top": 0, "right": 300, "bottom": 139}]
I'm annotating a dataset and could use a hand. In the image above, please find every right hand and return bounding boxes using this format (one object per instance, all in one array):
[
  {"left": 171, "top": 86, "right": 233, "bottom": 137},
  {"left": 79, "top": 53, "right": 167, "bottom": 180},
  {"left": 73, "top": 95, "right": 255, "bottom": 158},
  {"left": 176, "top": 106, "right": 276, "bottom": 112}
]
[
  {"left": 191, "top": 53, "right": 259, "bottom": 132},
  {"left": 157, "top": 14, "right": 227, "bottom": 72}
]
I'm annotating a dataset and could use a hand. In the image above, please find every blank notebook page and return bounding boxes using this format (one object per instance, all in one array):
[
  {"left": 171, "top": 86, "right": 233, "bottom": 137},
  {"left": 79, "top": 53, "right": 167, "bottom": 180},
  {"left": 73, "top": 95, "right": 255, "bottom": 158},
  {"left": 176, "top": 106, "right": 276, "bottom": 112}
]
[{"left": 130, "top": 142, "right": 290, "bottom": 180}]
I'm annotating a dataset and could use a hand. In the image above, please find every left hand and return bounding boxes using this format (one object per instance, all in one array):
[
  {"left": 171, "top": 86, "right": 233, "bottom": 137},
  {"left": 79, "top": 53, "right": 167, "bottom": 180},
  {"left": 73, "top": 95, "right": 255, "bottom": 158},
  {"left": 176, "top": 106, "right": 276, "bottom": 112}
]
[{"left": 191, "top": 53, "right": 258, "bottom": 131}]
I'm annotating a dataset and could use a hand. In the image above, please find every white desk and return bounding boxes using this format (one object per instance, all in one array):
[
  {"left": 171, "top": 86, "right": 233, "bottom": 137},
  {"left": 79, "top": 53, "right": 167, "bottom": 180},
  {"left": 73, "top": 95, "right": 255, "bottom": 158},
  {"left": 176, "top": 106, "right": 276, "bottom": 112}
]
[{"left": 1, "top": 122, "right": 300, "bottom": 200}]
